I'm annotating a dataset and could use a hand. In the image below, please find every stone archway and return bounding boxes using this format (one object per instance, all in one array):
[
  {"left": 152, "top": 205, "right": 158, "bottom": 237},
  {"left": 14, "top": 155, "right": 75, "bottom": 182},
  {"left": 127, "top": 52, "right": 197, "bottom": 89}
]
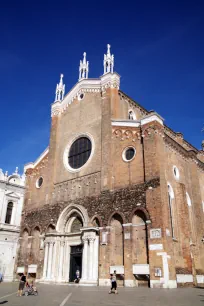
[
  {"left": 42, "top": 204, "right": 98, "bottom": 285},
  {"left": 56, "top": 204, "right": 89, "bottom": 233}
]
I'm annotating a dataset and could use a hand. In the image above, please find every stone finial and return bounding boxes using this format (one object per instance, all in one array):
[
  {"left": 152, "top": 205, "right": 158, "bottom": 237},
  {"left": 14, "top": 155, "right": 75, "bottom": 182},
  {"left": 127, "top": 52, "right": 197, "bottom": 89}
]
[
  {"left": 104, "top": 44, "right": 114, "bottom": 74},
  {"left": 0, "top": 169, "right": 4, "bottom": 180},
  {"left": 5, "top": 171, "right": 8, "bottom": 177},
  {"left": 55, "top": 74, "right": 65, "bottom": 102},
  {"left": 79, "top": 52, "right": 89, "bottom": 81},
  {"left": 202, "top": 140, "right": 204, "bottom": 151},
  {"left": 15, "top": 167, "right": 18, "bottom": 174}
]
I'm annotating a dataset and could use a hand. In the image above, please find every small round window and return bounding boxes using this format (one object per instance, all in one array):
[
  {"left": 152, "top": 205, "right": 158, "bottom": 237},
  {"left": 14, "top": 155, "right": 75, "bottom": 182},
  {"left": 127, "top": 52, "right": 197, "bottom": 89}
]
[
  {"left": 68, "top": 137, "right": 92, "bottom": 169},
  {"left": 78, "top": 93, "right": 85, "bottom": 101},
  {"left": 36, "top": 177, "right": 43, "bottom": 188},
  {"left": 173, "top": 166, "right": 180, "bottom": 180},
  {"left": 122, "top": 147, "right": 136, "bottom": 162}
]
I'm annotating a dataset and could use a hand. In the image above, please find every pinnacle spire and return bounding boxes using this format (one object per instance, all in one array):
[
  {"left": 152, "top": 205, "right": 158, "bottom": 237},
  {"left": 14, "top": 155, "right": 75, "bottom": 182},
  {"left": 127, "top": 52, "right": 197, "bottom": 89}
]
[
  {"left": 55, "top": 74, "right": 65, "bottom": 102},
  {"left": 79, "top": 52, "right": 89, "bottom": 80},
  {"left": 104, "top": 44, "right": 114, "bottom": 74}
]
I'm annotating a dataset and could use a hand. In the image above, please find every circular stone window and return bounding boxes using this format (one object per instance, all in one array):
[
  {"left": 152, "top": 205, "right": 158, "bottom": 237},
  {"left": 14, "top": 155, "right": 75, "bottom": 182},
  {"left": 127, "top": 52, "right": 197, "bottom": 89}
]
[
  {"left": 36, "top": 176, "right": 43, "bottom": 188},
  {"left": 68, "top": 136, "right": 92, "bottom": 170},
  {"left": 173, "top": 166, "right": 180, "bottom": 180},
  {"left": 122, "top": 147, "right": 136, "bottom": 162},
  {"left": 78, "top": 93, "right": 85, "bottom": 101}
]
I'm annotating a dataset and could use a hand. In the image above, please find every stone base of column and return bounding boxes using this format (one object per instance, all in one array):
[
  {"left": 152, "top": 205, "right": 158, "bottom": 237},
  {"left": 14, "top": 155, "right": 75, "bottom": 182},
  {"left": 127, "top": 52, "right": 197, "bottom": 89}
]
[
  {"left": 1, "top": 275, "right": 14, "bottom": 282},
  {"left": 124, "top": 279, "right": 136, "bottom": 287},
  {"left": 98, "top": 278, "right": 110, "bottom": 286},
  {"left": 80, "top": 279, "right": 98, "bottom": 286},
  {"left": 38, "top": 278, "right": 67, "bottom": 284},
  {"left": 150, "top": 279, "right": 177, "bottom": 288}
]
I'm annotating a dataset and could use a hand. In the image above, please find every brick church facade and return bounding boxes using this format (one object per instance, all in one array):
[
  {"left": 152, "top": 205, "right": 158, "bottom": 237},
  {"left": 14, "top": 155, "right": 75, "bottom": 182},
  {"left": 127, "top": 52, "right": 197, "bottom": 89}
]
[{"left": 16, "top": 45, "right": 204, "bottom": 288}]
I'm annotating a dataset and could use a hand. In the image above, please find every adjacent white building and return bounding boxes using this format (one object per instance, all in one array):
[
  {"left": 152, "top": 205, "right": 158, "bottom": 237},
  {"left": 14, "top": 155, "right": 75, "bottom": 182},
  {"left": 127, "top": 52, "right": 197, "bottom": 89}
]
[{"left": 0, "top": 167, "right": 25, "bottom": 281}]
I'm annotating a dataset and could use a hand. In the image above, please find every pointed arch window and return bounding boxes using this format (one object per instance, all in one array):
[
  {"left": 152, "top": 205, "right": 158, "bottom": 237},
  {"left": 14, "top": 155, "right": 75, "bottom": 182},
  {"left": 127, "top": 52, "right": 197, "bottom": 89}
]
[
  {"left": 128, "top": 110, "right": 136, "bottom": 120},
  {"left": 5, "top": 202, "right": 13, "bottom": 224},
  {"left": 167, "top": 184, "right": 175, "bottom": 238}
]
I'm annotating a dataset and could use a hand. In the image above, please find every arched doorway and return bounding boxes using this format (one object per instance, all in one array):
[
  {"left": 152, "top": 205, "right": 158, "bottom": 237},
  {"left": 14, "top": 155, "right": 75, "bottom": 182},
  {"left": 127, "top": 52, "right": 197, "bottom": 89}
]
[{"left": 66, "top": 213, "right": 83, "bottom": 282}]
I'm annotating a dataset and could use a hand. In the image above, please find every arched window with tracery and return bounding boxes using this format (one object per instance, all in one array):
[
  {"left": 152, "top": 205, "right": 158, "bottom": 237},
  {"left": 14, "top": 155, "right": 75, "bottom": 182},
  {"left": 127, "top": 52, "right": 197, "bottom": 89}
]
[
  {"left": 5, "top": 202, "right": 13, "bottom": 224},
  {"left": 167, "top": 183, "right": 175, "bottom": 238},
  {"left": 186, "top": 192, "right": 195, "bottom": 241},
  {"left": 71, "top": 216, "right": 83, "bottom": 233},
  {"left": 128, "top": 110, "right": 136, "bottom": 120}
]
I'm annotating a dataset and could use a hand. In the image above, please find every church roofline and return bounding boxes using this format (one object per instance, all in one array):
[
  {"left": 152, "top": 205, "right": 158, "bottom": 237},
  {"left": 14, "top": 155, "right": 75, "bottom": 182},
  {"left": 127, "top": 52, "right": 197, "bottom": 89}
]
[
  {"left": 119, "top": 90, "right": 200, "bottom": 153},
  {"left": 51, "top": 72, "right": 120, "bottom": 117},
  {"left": 119, "top": 90, "right": 149, "bottom": 115},
  {"left": 24, "top": 146, "right": 49, "bottom": 172}
]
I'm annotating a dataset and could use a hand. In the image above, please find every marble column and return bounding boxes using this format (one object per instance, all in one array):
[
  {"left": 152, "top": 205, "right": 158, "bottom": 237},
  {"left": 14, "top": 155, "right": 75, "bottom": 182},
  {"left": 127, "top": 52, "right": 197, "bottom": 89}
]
[
  {"left": 88, "top": 238, "right": 95, "bottom": 280},
  {"left": 47, "top": 242, "right": 54, "bottom": 279},
  {"left": 64, "top": 240, "right": 70, "bottom": 282},
  {"left": 43, "top": 242, "right": 49, "bottom": 279},
  {"left": 82, "top": 238, "right": 88, "bottom": 280},
  {"left": 51, "top": 241, "right": 56, "bottom": 280},
  {"left": 58, "top": 240, "right": 65, "bottom": 281},
  {"left": 93, "top": 236, "right": 99, "bottom": 281},
  {"left": 54, "top": 238, "right": 60, "bottom": 280}
]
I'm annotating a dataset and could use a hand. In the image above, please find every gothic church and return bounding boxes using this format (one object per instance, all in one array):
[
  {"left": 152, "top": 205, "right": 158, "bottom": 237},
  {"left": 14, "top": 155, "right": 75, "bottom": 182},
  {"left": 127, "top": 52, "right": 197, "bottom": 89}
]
[{"left": 17, "top": 45, "right": 204, "bottom": 288}]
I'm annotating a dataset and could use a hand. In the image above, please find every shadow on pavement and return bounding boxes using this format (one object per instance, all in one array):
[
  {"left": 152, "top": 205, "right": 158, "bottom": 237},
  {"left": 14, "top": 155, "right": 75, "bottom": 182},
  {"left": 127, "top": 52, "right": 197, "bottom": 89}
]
[
  {"left": 196, "top": 286, "right": 204, "bottom": 289},
  {"left": 0, "top": 301, "right": 8, "bottom": 304}
]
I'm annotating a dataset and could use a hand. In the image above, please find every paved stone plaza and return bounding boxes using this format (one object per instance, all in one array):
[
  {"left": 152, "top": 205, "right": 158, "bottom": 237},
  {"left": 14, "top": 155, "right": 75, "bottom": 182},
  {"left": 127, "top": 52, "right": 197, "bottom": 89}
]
[{"left": 0, "top": 283, "right": 204, "bottom": 306}]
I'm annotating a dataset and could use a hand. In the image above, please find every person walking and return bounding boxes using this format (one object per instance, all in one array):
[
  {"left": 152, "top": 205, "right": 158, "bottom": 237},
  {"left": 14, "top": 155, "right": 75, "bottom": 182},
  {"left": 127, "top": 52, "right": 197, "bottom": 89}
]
[
  {"left": 109, "top": 270, "right": 118, "bottom": 294},
  {"left": 0, "top": 271, "right": 3, "bottom": 283},
  {"left": 17, "top": 273, "right": 26, "bottom": 296}
]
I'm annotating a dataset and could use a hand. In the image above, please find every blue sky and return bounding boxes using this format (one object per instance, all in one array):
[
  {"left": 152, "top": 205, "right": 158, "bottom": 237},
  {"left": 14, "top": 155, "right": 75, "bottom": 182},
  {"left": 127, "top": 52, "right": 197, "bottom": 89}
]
[{"left": 0, "top": 0, "right": 204, "bottom": 174}]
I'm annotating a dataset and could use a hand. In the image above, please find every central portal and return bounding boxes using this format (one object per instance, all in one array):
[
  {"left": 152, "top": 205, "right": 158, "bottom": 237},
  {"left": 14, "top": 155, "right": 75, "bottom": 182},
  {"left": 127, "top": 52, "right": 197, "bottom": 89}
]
[{"left": 69, "top": 245, "right": 83, "bottom": 282}]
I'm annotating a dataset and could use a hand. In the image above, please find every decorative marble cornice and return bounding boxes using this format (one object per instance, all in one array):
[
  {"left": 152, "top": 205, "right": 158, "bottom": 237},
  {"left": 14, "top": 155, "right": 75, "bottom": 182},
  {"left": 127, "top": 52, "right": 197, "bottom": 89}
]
[
  {"left": 112, "top": 120, "right": 140, "bottom": 127},
  {"left": 24, "top": 147, "right": 49, "bottom": 173},
  {"left": 112, "top": 127, "right": 141, "bottom": 141}
]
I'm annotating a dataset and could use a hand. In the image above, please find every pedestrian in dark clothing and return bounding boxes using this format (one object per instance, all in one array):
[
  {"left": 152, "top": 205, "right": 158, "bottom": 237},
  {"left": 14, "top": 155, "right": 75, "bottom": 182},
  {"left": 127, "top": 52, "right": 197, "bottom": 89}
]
[{"left": 17, "top": 273, "right": 26, "bottom": 296}]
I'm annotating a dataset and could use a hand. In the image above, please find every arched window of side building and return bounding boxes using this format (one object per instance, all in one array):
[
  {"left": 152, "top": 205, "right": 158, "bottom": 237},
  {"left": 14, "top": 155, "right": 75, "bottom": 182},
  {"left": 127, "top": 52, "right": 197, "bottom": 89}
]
[{"left": 5, "top": 202, "right": 13, "bottom": 224}]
